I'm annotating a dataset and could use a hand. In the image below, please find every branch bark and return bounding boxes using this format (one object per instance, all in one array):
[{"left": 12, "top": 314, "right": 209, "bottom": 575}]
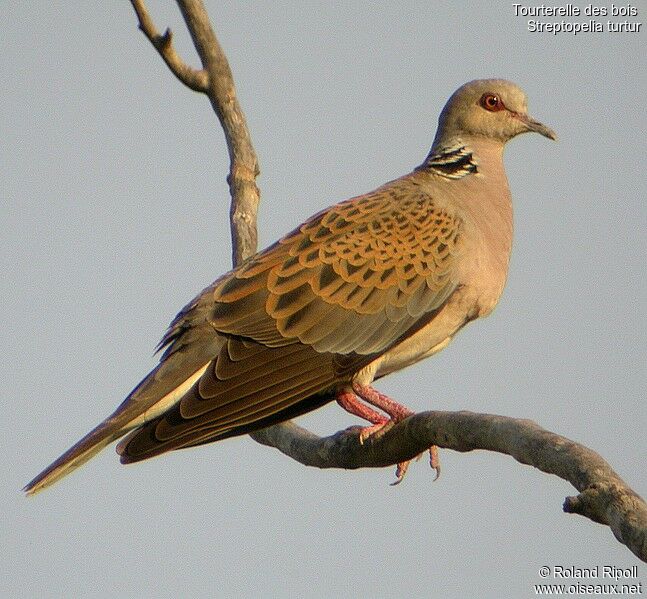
[
  {"left": 129, "top": 0, "right": 647, "bottom": 563},
  {"left": 131, "top": 0, "right": 260, "bottom": 265}
]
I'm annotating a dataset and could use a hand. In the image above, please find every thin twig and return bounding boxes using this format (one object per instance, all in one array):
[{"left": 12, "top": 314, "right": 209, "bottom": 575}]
[
  {"left": 130, "top": 0, "right": 208, "bottom": 92},
  {"left": 175, "top": 0, "right": 260, "bottom": 266},
  {"left": 132, "top": 0, "right": 260, "bottom": 265}
]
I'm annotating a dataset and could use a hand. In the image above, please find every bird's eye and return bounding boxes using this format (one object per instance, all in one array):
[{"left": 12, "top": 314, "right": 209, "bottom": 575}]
[{"left": 480, "top": 93, "right": 504, "bottom": 111}]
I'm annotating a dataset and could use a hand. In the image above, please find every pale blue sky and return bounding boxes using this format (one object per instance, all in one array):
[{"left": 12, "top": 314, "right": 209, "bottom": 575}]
[{"left": 2, "top": 2, "right": 646, "bottom": 598}]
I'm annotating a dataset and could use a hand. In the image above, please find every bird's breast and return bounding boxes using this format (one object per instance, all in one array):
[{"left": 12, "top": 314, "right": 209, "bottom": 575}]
[
  {"left": 365, "top": 287, "right": 477, "bottom": 382},
  {"left": 452, "top": 160, "right": 514, "bottom": 318}
]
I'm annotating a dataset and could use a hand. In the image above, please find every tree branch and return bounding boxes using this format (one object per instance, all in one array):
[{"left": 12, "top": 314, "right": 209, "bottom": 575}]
[
  {"left": 175, "top": 0, "right": 260, "bottom": 266},
  {"left": 129, "top": 1, "right": 647, "bottom": 563},
  {"left": 130, "top": 0, "right": 208, "bottom": 92},
  {"left": 131, "top": 0, "right": 260, "bottom": 265},
  {"left": 253, "top": 412, "right": 647, "bottom": 562}
]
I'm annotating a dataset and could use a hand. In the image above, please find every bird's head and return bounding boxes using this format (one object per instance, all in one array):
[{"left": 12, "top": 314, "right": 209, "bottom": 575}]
[{"left": 434, "top": 79, "right": 556, "bottom": 146}]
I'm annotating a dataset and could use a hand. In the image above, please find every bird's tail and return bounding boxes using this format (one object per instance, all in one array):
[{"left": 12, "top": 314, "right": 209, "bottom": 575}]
[
  {"left": 24, "top": 283, "right": 224, "bottom": 496},
  {"left": 23, "top": 359, "right": 212, "bottom": 496},
  {"left": 22, "top": 419, "right": 134, "bottom": 496}
]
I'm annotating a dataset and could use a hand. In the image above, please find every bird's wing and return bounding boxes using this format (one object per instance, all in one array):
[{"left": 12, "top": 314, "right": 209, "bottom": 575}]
[
  {"left": 211, "top": 179, "right": 464, "bottom": 354},
  {"left": 117, "top": 338, "right": 343, "bottom": 461},
  {"left": 117, "top": 178, "right": 466, "bottom": 461}
]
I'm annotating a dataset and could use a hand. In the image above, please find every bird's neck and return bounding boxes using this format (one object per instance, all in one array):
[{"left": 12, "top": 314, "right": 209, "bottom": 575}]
[
  {"left": 417, "top": 136, "right": 514, "bottom": 312},
  {"left": 417, "top": 137, "right": 479, "bottom": 180},
  {"left": 450, "top": 135, "right": 512, "bottom": 236},
  {"left": 418, "top": 135, "right": 512, "bottom": 179}
]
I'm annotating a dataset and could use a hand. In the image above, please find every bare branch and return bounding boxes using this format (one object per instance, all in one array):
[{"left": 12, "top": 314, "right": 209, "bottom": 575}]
[
  {"left": 129, "top": 0, "right": 646, "bottom": 563},
  {"left": 132, "top": 0, "right": 260, "bottom": 265},
  {"left": 253, "top": 412, "right": 647, "bottom": 562},
  {"left": 175, "top": 0, "right": 260, "bottom": 265},
  {"left": 130, "top": 0, "right": 208, "bottom": 92}
]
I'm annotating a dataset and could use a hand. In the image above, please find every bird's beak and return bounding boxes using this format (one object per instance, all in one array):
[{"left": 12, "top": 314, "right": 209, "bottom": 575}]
[{"left": 516, "top": 113, "right": 557, "bottom": 140}]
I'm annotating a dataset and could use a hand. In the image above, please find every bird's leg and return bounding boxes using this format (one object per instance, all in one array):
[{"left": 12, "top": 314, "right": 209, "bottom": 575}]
[
  {"left": 336, "top": 388, "right": 415, "bottom": 482},
  {"left": 336, "top": 389, "right": 388, "bottom": 443},
  {"left": 352, "top": 384, "right": 414, "bottom": 420},
  {"left": 352, "top": 383, "right": 440, "bottom": 483}
]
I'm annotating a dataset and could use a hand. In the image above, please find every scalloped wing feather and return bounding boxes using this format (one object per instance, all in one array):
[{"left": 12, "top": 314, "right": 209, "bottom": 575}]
[{"left": 209, "top": 179, "right": 464, "bottom": 356}]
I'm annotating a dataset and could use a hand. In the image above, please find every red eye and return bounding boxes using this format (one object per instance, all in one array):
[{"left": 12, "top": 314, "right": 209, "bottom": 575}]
[{"left": 480, "top": 93, "right": 504, "bottom": 111}]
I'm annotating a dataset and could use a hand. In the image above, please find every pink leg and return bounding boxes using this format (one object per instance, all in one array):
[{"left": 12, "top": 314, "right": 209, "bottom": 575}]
[
  {"left": 336, "top": 384, "right": 441, "bottom": 484},
  {"left": 351, "top": 383, "right": 414, "bottom": 420},
  {"left": 336, "top": 390, "right": 389, "bottom": 444},
  {"left": 353, "top": 383, "right": 440, "bottom": 482},
  {"left": 336, "top": 389, "right": 387, "bottom": 424}
]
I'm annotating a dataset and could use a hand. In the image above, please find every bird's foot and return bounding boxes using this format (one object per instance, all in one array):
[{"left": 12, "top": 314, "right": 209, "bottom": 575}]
[
  {"left": 336, "top": 390, "right": 410, "bottom": 477},
  {"left": 352, "top": 383, "right": 440, "bottom": 482},
  {"left": 336, "top": 384, "right": 440, "bottom": 484}
]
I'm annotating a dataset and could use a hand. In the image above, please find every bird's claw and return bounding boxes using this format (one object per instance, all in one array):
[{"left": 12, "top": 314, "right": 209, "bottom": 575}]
[
  {"left": 430, "top": 445, "right": 441, "bottom": 480},
  {"left": 358, "top": 420, "right": 389, "bottom": 445},
  {"left": 391, "top": 460, "right": 410, "bottom": 485},
  {"left": 339, "top": 386, "right": 442, "bottom": 484},
  {"left": 389, "top": 446, "right": 440, "bottom": 485}
]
